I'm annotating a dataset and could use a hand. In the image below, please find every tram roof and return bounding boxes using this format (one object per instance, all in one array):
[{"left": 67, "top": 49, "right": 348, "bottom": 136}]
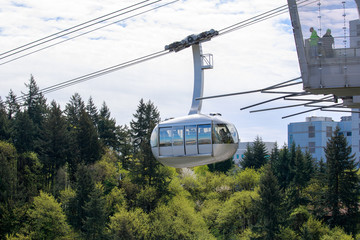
[{"left": 158, "top": 113, "right": 231, "bottom": 127}]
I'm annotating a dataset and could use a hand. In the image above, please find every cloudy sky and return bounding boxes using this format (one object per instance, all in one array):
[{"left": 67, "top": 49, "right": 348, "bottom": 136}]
[{"left": 0, "top": 0, "right": 357, "bottom": 145}]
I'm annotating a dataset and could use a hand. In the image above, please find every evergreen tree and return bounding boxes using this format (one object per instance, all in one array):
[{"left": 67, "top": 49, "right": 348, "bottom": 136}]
[
  {"left": 257, "top": 164, "right": 283, "bottom": 239},
  {"left": 0, "top": 98, "right": 10, "bottom": 140},
  {"left": 117, "top": 124, "right": 133, "bottom": 169},
  {"left": 68, "top": 164, "right": 96, "bottom": 231},
  {"left": 272, "top": 145, "right": 291, "bottom": 190},
  {"left": 0, "top": 141, "right": 17, "bottom": 203},
  {"left": 240, "top": 136, "right": 268, "bottom": 169},
  {"left": 39, "top": 101, "right": 70, "bottom": 193},
  {"left": 65, "top": 93, "right": 85, "bottom": 179},
  {"left": 130, "top": 99, "right": 160, "bottom": 186},
  {"left": 12, "top": 110, "right": 36, "bottom": 153},
  {"left": 23, "top": 75, "right": 47, "bottom": 129},
  {"left": 5, "top": 89, "right": 20, "bottom": 120},
  {"left": 78, "top": 109, "right": 102, "bottom": 165},
  {"left": 324, "top": 127, "right": 360, "bottom": 234},
  {"left": 86, "top": 96, "right": 99, "bottom": 126},
  {"left": 82, "top": 186, "right": 107, "bottom": 240},
  {"left": 65, "top": 93, "right": 85, "bottom": 129},
  {"left": 98, "top": 102, "right": 119, "bottom": 151}
]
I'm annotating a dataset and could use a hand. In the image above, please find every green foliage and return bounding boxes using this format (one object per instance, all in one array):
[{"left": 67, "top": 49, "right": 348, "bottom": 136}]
[
  {"left": 235, "top": 168, "right": 260, "bottom": 191},
  {"left": 0, "top": 141, "right": 17, "bottom": 202},
  {"left": 300, "top": 216, "right": 329, "bottom": 240},
  {"left": 150, "top": 195, "right": 215, "bottom": 240},
  {"left": 108, "top": 207, "right": 150, "bottom": 240},
  {"left": 277, "top": 226, "right": 300, "bottom": 240},
  {"left": 25, "top": 191, "right": 70, "bottom": 239},
  {"left": 215, "top": 190, "right": 259, "bottom": 238},
  {"left": 82, "top": 185, "right": 108, "bottom": 240},
  {"left": 208, "top": 158, "right": 234, "bottom": 173},
  {"left": 257, "top": 164, "right": 283, "bottom": 239},
  {"left": 321, "top": 227, "right": 354, "bottom": 240}
]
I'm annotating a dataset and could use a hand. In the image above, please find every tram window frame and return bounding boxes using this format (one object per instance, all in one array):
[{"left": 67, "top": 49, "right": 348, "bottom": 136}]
[
  {"left": 198, "top": 124, "right": 212, "bottom": 145},
  {"left": 159, "top": 127, "right": 172, "bottom": 147},
  {"left": 185, "top": 125, "right": 197, "bottom": 145},
  {"left": 213, "top": 124, "right": 235, "bottom": 144},
  {"left": 172, "top": 126, "right": 184, "bottom": 146}
]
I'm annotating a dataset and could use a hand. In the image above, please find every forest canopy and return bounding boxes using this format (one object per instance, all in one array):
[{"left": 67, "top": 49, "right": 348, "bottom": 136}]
[{"left": 0, "top": 76, "right": 359, "bottom": 239}]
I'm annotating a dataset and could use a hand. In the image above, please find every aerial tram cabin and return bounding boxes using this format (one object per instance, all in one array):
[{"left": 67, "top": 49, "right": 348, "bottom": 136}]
[
  {"left": 150, "top": 114, "right": 239, "bottom": 168},
  {"left": 151, "top": 30, "right": 239, "bottom": 168},
  {"left": 287, "top": 0, "right": 360, "bottom": 107}
]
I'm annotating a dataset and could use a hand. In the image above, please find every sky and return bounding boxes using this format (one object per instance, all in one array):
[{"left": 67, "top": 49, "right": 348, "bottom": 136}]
[{"left": 0, "top": 0, "right": 358, "bottom": 145}]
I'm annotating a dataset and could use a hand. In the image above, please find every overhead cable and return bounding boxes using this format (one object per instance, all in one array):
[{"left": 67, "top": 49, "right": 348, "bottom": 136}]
[
  {"left": 16, "top": 50, "right": 170, "bottom": 102},
  {"left": 0, "top": 0, "right": 179, "bottom": 66},
  {"left": 0, "top": 0, "right": 166, "bottom": 63},
  {"left": 0, "top": 0, "right": 152, "bottom": 57}
]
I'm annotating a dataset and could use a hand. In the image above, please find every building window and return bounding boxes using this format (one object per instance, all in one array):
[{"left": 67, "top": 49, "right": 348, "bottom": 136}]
[
  {"left": 357, "top": 24, "right": 360, "bottom": 36},
  {"left": 309, "top": 142, "right": 315, "bottom": 153},
  {"left": 308, "top": 126, "right": 315, "bottom": 138},
  {"left": 326, "top": 126, "right": 332, "bottom": 137},
  {"left": 347, "top": 132, "right": 352, "bottom": 136}
]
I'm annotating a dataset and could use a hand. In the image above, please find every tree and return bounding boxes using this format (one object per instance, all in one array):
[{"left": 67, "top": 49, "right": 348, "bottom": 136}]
[
  {"left": 12, "top": 111, "right": 36, "bottom": 153},
  {"left": 272, "top": 145, "right": 291, "bottom": 190},
  {"left": 23, "top": 75, "right": 47, "bottom": 129},
  {"left": 0, "top": 141, "right": 17, "bottom": 202},
  {"left": 22, "top": 191, "right": 70, "bottom": 239},
  {"left": 208, "top": 158, "right": 234, "bottom": 173},
  {"left": 130, "top": 99, "right": 161, "bottom": 187},
  {"left": 5, "top": 89, "right": 20, "bottom": 120},
  {"left": 108, "top": 207, "right": 150, "bottom": 240},
  {"left": 98, "top": 102, "right": 119, "bottom": 151},
  {"left": 78, "top": 109, "right": 101, "bottom": 165},
  {"left": 39, "top": 101, "right": 70, "bottom": 194},
  {"left": 240, "top": 136, "right": 268, "bottom": 169},
  {"left": 86, "top": 96, "right": 99, "bottom": 126},
  {"left": 257, "top": 164, "right": 283, "bottom": 239},
  {"left": 67, "top": 164, "right": 95, "bottom": 231},
  {"left": 324, "top": 127, "right": 360, "bottom": 234},
  {"left": 82, "top": 185, "right": 108, "bottom": 240},
  {"left": 0, "top": 98, "right": 10, "bottom": 140}
]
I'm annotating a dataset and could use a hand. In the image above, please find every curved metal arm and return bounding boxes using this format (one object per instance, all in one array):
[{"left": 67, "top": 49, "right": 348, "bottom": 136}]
[{"left": 188, "top": 44, "right": 205, "bottom": 115}]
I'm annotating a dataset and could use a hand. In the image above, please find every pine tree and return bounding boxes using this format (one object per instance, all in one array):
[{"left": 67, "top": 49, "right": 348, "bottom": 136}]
[
  {"left": 39, "top": 101, "right": 70, "bottom": 193},
  {"left": 324, "top": 127, "right": 360, "bottom": 234},
  {"left": 86, "top": 96, "right": 99, "bottom": 126},
  {"left": 65, "top": 93, "right": 85, "bottom": 180},
  {"left": 272, "top": 145, "right": 291, "bottom": 190},
  {"left": 257, "top": 164, "right": 283, "bottom": 239},
  {"left": 98, "top": 102, "right": 119, "bottom": 151},
  {"left": 82, "top": 186, "right": 107, "bottom": 240},
  {"left": 78, "top": 109, "right": 102, "bottom": 165},
  {"left": 0, "top": 98, "right": 10, "bottom": 140},
  {"left": 12, "top": 110, "right": 36, "bottom": 153},
  {"left": 5, "top": 89, "right": 20, "bottom": 120},
  {"left": 240, "top": 136, "right": 268, "bottom": 169},
  {"left": 130, "top": 99, "right": 160, "bottom": 186}
]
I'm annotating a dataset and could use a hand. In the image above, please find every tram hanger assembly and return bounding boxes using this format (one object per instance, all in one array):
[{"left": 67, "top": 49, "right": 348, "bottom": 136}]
[{"left": 150, "top": 29, "right": 239, "bottom": 168}]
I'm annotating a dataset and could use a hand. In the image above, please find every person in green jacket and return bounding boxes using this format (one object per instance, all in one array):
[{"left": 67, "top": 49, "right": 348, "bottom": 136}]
[{"left": 309, "top": 27, "right": 319, "bottom": 58}]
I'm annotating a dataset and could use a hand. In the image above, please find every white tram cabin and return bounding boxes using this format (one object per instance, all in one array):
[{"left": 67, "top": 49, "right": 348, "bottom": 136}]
[
  {"left": 288, "top": 0, "right": 360, "bottom": 106},
  {"left": 150, "top": 114, "right": 239, "bottom": 168}
]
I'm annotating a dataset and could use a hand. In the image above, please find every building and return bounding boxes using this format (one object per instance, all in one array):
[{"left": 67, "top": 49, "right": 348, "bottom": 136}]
[{"left": 288, "top": 114, "right": 359, "bottom": 162}]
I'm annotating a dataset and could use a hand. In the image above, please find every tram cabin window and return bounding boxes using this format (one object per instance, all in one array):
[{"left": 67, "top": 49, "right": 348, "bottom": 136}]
[
  {"left": 213, "top": 124, "right": 236, "bottom": 144},
  {"left": 172, "top": 127, "right": 184, "bottom": 146},
  {"left": 159, "top": 127, "right": 172, "bottom": 147},
  {"left": 185, "top": 125, "right": 197, "bottom": 145},
  {"left": 198, "top": 124, "right": 212, "bottom": 144}
]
